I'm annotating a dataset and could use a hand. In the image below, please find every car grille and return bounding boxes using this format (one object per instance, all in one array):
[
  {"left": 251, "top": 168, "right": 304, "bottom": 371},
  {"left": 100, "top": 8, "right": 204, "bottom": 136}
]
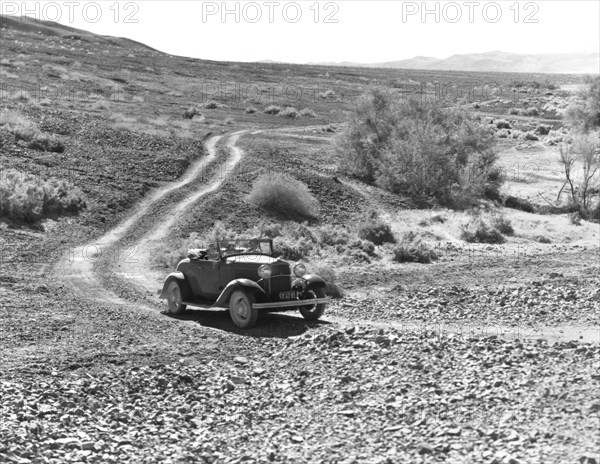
[
  {"left": 269, "top": 275, "right": 292, "bottom": 300},
  {"left": 270, "top": 261, "right": 290, "bottom": 277}
]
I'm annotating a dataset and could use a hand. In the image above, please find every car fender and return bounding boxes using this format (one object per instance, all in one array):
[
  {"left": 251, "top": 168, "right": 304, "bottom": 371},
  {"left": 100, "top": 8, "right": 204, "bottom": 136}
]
[
  {"left": 213, "top": 279, "right": 266, "bottom": 307},
  {"left": 301, "top": 274, "right": 327, "bottom": 289},
  {"left": 159, "top": 272, "right": 188, "bottom": 299}
]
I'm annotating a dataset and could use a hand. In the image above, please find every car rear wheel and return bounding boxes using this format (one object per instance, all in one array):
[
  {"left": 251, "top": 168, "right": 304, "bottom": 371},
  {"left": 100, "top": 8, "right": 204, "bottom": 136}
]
[
  {"left": 229, "top": 290, "right": 258, "bottom": 329},
  {"left": 167, "top": 280, "right": 187, "bottom": 315},
  {"left": 299, "top": 286, "right": 326, "bottom": 320}
]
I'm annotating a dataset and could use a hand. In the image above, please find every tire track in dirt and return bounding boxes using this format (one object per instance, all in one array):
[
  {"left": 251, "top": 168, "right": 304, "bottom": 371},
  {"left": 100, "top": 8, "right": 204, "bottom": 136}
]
[
  {"left": 55, "top": 131, "right": 232, "bottom": 310},
  {"left": 55, "top": 126, "right": 326, "bottom": 311},
  {"left": 54, "top": 125, "right": 599, "bottom": 343}
]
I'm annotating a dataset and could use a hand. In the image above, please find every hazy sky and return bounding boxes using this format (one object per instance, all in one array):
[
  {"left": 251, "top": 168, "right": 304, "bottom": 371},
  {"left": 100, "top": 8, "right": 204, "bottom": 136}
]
[{"left": 5, "top": 1, "right": 600, "bottom": 63}]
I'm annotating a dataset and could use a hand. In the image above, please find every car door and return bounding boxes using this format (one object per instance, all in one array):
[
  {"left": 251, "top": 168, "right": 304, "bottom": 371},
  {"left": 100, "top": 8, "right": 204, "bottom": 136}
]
[{"left": 186, "top": 259, "right": 222, "bottom": 300}]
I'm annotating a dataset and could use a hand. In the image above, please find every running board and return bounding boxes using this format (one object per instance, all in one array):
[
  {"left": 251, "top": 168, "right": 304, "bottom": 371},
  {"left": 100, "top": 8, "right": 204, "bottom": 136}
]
[
  {"left": 181, "top": 298, "right": 330, "bottom": 310},
  {"left": 253, "top": 298, "right": 330, "bottom": 310}
]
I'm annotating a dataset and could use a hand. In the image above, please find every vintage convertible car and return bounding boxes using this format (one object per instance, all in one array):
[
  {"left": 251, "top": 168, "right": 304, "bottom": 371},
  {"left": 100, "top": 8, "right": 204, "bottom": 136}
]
[{"left": 159, "top": 238, "right": 330, "bottom": 328}]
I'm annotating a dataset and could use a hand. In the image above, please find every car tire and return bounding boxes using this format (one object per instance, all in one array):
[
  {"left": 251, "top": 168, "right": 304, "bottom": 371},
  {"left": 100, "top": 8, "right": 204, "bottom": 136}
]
[
  {"left": 166, "top": 280, "right": 187, "bottom": 315},
  {"left": 229, "top": 290, "right": 258, "bottom": 329},
  {"left": 299, "top": 286, "right": 326, "bottom": 320}
]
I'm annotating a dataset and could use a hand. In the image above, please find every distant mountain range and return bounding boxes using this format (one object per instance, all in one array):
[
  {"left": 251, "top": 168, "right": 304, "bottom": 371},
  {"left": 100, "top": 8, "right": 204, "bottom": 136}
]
[
  {"left": 1, "top": 15, "right": 596, "bottom": 74},
  {"left": 305, "top": 51, "right": 599, "bottom": 74}
]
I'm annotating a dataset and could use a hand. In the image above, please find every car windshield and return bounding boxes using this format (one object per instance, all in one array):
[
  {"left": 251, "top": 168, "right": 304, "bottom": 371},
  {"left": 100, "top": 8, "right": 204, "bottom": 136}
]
[{"left": 219, "top": 238, "right": 272, "bottom": 256}]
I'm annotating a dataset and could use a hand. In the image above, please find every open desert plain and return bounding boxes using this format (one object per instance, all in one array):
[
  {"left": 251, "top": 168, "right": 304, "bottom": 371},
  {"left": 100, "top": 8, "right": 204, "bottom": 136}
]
[{"left": 0, "top": 4, "right": 599, "bottom": 464}]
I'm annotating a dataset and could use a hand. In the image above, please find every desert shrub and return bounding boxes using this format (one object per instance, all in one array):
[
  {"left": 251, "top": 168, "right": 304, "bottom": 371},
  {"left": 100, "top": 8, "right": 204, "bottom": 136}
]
[
  {"left": 564, "top": 76, "right": 600, "bottom": 132},
  {"left": 245, "top": 106, "right": 258, "bottom": 114},
  {"left": 491, "top": 214, "right": 514, "bottom": 235},
  {"left": 264, "top": 105, "right": 281, "bottom": 115},
  {"left": 523, "top": 106, "right": 540, "bottom": 116},
  {"left": 460, "top": 218, "right": 506, "bottom": 244},
  {"left": 336, "top": 90, "right": 501, "bottom": 207},
  {"left": 204, "top": 100, "right": 221, "bottom": 109},
  {"left": 535, "top": 124, "right": 551, "bottom": 135},
  {"left": 496, "top": 119, "right": 511, "bottom": 129},
  {"left": 357, "top": 214, "right": 396, "bottom": 245},
  {"left": 300, "top": 108, "right": 317, "bottom": 118},
  {"left": 431, "top": 213, "right": 446, "bottom": 223},
  {"left": 392, "top": 231, "right": 439, "bottom": 264},
  {"left": 316, "top": 224, "right": 351, "bottom": 246},
  {"left": 0, "top": 110, "right": 65, "bottom": 152},
  {"left": 496, "top": 129, "right": 511, "bottom": 138},
  {"left": 272, "top": 236, "right": 313, "bottom": 261},
  {"left": 523, "top": 132, "right": 539, "bottom": 141},
  {"left": 0, "top": 169, "right": 85, "bottom": 223},
  {"left": 183, "top": 107, "right": 200, "bottom": 119},
  {"left": 310, "top": 264, "right": 343, "bottom": 298},
  {"left": 342, "top": 239, "right": 377, "bottom": 264},
  {"left": 27, "top": 132, "right": 65, "bottom": 153},
  {"left": 558, "top": 133, "right": 600, "bottom": 218},
  {"left": 280, "top": 107, "right": 300, "bottom": 119},
  {"left": 247, "top": 174, "right": 318, "bottom": 218},
  {"left": 509, "top": 108, "right": 520, "bottom": 115}
]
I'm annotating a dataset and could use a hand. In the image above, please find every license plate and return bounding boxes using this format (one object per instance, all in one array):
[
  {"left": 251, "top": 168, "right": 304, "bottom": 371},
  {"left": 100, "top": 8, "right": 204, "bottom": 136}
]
[{"left": 279, "top": 291, "right": 299, "bottom": 300}]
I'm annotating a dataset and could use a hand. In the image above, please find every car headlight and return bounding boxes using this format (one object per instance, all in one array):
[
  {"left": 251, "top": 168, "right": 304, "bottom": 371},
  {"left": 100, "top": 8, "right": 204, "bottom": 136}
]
[
  {"left": 293, "top": 263, "right": 306, "bottom": 277},
  {"left": 258, "top": 264, "right": 272, "bottom": 279}
]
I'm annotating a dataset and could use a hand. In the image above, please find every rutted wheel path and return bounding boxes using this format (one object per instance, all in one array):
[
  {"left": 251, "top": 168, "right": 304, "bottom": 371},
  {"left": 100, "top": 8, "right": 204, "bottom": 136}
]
[{"left": 54, "top": 126, "right": 599, "bottom": 343}]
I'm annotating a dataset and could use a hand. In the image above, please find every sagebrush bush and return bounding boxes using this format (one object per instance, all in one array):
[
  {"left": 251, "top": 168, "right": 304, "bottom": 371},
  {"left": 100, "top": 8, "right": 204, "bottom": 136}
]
[
  {"left": 460, "top": 219, "right": 506, "bottom": 244},
  {"left": 316, "top": 224, "right": 350, "bottom": 246},
  {"left": 245, "top": 106, "right": 258, "bottom": 114},
  {"left": 523, "top": 106, "right": 540, "bottom": 116},
  {"left": 273, "top": 236, "right": 313, "bottom": 261},
  {"left": 0, "top": 169, "right": 85, "bottom": 223},
  {"left": 564, "top": 76, "right": 600, "bottom": 132},
  {"left": 183, "top": 107, "right": 200, "bottom": 119},
  {"left": 204, "top": 101, "right": 221, "bottom": 109},
  {"left": 0, "top": 110, "right": 65, "bottom": 153},
  {"left": 392, "top": 231, "right": 438, "bottom": 264},
  {"left": 357, "top": 216, "right": 396, "bottom": 245},
  {"left": 264, "top": 105, "right": 281, "bottom": 115},
  {"left": 523, "top": 132, "right": 539, "bottom": 141},
  {"left": 280, "top": 107, "right": 300, "bottom": 119},
  {"left": 247, "top": 174, "right": 318, "bottom": 218},
  {"left": 336, "top": 90, "right": 502, "bottom": 207},
  {"left": 496, "top": 119, "right": 511, "bottom": 129},
  {"left": 491, "top": 214, "right": 514, "bottom": 235},
  {"left": 535, "top": 124, "right": 551, "bottom": 135},
  {"left": 300, "top": 108, "right": 317, "bottom": 118}
]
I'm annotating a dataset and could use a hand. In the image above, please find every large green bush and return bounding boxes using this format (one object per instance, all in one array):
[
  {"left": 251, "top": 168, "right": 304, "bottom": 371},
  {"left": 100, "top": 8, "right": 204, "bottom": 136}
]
[{"left": 336, "top": 89, "right": 502, "bottom": 207}]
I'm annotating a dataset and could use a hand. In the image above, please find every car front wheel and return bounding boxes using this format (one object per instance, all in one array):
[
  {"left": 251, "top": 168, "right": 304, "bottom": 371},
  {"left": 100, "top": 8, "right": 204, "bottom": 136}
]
[
  {"left": 167, "top": 280, "right": 187, "bottom": 315},
  {"left": 299, "top": 286, "right": 326, "bottom": 320},
  {"left": 229, "top": 290, "right": 258, "bottom": 329}
]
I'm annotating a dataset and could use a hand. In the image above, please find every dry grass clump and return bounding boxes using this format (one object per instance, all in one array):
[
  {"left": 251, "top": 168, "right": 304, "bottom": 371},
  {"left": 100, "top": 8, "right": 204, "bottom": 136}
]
[
  {"left": 300, "top": 108, "right": 317, "bottom": 118},
  {"left": 264, "top": 105, "right": 281, "bottom": 115},
  {"left": 0, "top": 110, "right": 65, "bottom": 152},
  {"left": 392, "top": 231, "right": 439, "bottom": 264},
  {"left": 247, "top": 174, "right": 318, "bottom": 218},
  {"left": 280, "top": 107, "right": 300, "bottom": 119},
  {"left": 0, "top": 169, "right": 85, "bottom": 223}
]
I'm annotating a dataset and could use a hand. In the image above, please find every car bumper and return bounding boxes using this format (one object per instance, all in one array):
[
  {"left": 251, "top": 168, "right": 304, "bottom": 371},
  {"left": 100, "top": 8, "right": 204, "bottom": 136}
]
[{"left": 253, "top": 298, "right": 330, "bottom": 310}]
